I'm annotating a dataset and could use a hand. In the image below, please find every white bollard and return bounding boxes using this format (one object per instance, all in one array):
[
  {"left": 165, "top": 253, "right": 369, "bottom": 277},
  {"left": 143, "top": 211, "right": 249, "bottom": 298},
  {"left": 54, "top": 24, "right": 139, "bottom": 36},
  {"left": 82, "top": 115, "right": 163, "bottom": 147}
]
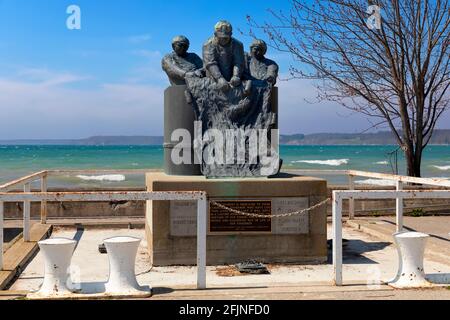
[
  {"left": 29, "top": 238, "right": 77, "bottom": 298},
  {"left": 388, "top": 231, "right": 432, "bottom": 288},
  {"left": 104, "top": 236, "right": 151, "bottom": 296}
]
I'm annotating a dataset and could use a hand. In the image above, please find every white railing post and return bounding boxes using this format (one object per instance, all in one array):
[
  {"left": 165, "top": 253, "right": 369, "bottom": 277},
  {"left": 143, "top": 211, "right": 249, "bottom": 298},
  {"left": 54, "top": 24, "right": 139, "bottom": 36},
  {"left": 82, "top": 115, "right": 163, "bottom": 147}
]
[
  {"left": 396, "top": 181, "right": 404, "bottom": 232},
  {"left": 23, "top": 183, "right": 31, "bottom": 242},
  {"left": 348, "top": 174, "right": 355, "bottom": 219},
  {"left": 0, "top": 201, "right": 4, "bottom": 270},
  {"left": 196, "top": 196, "right": 207, "bottom": 289},
  {"left": 40, "top": 174, "right": 48, "bottom": 224},
  {"left": 332, "top": 191, "right": 343, "bottom": 286}
]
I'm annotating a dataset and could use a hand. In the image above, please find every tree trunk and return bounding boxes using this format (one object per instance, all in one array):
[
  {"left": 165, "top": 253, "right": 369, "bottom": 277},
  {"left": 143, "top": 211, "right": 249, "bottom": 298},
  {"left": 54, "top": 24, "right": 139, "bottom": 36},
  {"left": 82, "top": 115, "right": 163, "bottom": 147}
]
[
  {"left": 413, "top": 146, "right": 422, "bottom": 178},
  {"left": 404, "top": 146, "right": 422, "bottom": 177}
]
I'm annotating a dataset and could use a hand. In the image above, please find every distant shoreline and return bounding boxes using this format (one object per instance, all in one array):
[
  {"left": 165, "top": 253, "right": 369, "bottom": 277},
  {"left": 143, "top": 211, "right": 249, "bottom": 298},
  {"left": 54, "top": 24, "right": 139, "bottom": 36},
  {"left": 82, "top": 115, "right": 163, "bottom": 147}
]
[
  {"left": 1, "top": 129, "right": 450, "bottom": 146},
  {"left": 1, "top": 143, "right": 450, "bottom": 146}
]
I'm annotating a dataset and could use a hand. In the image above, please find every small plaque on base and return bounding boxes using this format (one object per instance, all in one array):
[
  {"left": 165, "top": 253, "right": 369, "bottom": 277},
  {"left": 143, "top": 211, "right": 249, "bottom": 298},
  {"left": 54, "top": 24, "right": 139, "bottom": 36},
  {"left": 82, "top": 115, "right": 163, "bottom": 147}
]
[
  {"left": 169, "top": 197, "right": 309, "bottom": 236},
  {"left": 209, "top": 200, "right": 272, "bottom": 234}
]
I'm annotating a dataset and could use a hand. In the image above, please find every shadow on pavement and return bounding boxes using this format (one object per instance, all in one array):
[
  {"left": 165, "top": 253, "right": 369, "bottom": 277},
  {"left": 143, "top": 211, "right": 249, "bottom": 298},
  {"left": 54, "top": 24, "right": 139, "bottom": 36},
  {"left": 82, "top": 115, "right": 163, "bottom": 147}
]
[
  {"left": 381, "top": 219, "right": 450, "bottom": 243},
  {"left": 327, "top": 239, "right": 392, "bottom": 264},
  {"left": 4, "top": 227, "right": 22, "bottom": 244},
  {"left": 426, "top": 273, "right": 450, "bottom": 284}
]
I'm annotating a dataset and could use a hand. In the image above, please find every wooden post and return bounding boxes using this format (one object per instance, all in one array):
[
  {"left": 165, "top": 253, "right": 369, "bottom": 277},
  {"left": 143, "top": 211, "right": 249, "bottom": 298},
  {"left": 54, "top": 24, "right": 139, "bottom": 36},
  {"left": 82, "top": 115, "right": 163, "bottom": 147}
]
[
  {"left": 348, "top": 174, "right": 355, "bottom": 219},
  {"left": 0, "top": 201, "right": 4, "bottom": 270},
  {"left": 196, "top": 197, "right": 207, "bottom": 289},
  {"left": 40, "top": 174, "right": 48, "bottom": 224},
  {"left": 396, "top": 181, "right": 404, "bottom": 232},
  {"left": 332, "top": 192, "right": 343, "bottom": 286},
  {"left": 23, "top": 183, "right": 31, "bottom": 242}
]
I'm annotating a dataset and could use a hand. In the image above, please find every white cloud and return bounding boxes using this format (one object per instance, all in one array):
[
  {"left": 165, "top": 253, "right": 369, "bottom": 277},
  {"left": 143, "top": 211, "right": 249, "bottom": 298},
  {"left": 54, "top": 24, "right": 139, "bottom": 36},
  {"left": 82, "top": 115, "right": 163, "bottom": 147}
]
[
  {"left": 131, "top": 50, "right": 161, "bottom": 59},
  {"left": 276, "top": 76, "right": 372, "bottom": 134},
  {"left": 128, "top": 50, "right": 167, "bottom": 84},
  {"left": 0, "top": 68, "right": 448, "bottom": 139},
  {"left": 14, "top": 67, "right": 89, "bottom": 86},
  {"left": 0, "top": 69, "right": 164, "bottom": 139},
  {"left": 0, "top": 69, "right": 382, "bottom": 139},
  {"left": 128, "top": 34, "right": 152, "bottom": 44},
  {"left": 276, "top": 76, "right": 450, "bottom": 134}
]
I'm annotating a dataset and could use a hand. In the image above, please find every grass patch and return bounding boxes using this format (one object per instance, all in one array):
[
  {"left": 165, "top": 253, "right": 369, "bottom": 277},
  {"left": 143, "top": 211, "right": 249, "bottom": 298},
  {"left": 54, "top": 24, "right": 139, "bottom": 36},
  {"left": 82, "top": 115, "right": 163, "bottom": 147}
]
[
  {"left": 370, "top": 211, "right": 383, "bottom": 217},
  {"left": 410, "top": 208, "right": 426, "bottom": 217}
]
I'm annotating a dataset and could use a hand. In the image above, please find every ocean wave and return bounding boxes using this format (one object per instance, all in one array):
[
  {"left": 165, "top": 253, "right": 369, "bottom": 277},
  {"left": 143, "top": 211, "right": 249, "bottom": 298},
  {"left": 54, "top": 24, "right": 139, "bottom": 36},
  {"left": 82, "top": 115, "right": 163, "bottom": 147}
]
[
  {"left": 432, "top": 165, "right": 450, "bottom": 171},
  {"left": 375, "top": 161, "right": 389, "bottom": 165},
  {"left": 355, "top": 179, "right": 397, "bottom": 186},
  {"left": 291, "top": 159, "right": 349, "bottom": 166},
  {"left": 76, "top": 174, "right": 126, "bottom": 182}
]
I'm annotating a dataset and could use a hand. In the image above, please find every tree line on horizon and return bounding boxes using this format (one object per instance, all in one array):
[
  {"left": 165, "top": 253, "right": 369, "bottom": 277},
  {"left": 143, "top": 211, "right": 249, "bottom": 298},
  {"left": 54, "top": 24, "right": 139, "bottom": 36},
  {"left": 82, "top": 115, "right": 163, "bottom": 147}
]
[{"left": 2, "top": 129, "right": 450, "bottom": 145}]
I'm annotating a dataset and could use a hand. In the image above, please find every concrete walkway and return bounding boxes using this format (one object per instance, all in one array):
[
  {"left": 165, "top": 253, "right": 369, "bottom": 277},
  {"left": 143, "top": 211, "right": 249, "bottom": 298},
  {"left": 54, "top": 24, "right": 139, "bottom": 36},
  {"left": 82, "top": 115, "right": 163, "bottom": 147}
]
[
  {"left": 6, "top": 222, "right": 450, "bottom": 300},
  {"left": 346, "top": 216, "right": 450, "bottom": 265}
]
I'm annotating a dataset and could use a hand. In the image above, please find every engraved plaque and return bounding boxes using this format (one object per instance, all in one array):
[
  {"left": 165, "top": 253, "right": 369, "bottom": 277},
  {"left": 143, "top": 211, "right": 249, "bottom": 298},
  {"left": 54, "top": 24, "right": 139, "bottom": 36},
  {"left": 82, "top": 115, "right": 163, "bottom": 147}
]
[
  {"left": 272, "top": 197, "right": 309, "bottom": 234},
  {"left": 170, "top": 200, "right": 197, "bottom": 236},
  {"left": 170, "top": 197, "right": 309, "bottom": 236},
  {"left": 209, "top": 200, "right": 271, "bottom": 233}
]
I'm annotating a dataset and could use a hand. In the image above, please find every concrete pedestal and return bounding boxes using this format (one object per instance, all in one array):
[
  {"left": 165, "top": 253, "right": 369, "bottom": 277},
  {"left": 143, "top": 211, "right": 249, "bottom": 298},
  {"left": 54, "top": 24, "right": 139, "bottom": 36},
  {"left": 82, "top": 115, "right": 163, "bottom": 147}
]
[
  {"left": 145, "top": 172, "right": 327, "bottom": 266},
  {"left": 163, "top": 85, "right": 201, "bottom": 176}
]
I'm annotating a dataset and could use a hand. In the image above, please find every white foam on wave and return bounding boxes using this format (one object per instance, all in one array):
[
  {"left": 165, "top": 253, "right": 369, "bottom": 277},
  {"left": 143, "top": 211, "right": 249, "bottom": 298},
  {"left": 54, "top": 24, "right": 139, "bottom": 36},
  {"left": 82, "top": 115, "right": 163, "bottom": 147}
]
[
  {"left": 432, "top": 165, "right": 450, "bottom": 171},
  {"left": 291, "top": 159, "right": 349, "bottom": 166},
  {"left": 77, "top": 174, "right": 126, "bottom": 182},
  {"left": 375, "top": 161, "right": 389, "bottom": 165},
  {"left": 355, "top": 179, "right": 397, "bottom": 186}
]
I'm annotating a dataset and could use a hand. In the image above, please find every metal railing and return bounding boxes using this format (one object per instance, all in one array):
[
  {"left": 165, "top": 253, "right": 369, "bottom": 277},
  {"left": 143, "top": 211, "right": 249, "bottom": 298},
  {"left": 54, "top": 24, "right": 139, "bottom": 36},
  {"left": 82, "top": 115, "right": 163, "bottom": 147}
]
[
  {"left": 0, "top": 169, "right": 157, "bottom": 225},
  {"left": 0, "top": 168, "right": 449, "bottom": 289},
  {"left": 332, "top": 189, "right": 450, "bottom": 286},
  {"left": 286, "top": 169, "right": 450, "bottom": 231},
  {"left": 0, "top": 189, "right": 208, "bottom": 289},
  {"left": 1, "top": 168, "right": 449, "bottom": 235}
]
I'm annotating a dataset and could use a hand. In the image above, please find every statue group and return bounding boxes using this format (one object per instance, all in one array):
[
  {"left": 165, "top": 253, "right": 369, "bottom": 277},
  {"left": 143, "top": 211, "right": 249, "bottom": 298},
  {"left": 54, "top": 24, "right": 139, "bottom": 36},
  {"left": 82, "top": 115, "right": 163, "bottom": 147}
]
[{"left": 162, "top": 21, "right": 280, "bottom": 178}]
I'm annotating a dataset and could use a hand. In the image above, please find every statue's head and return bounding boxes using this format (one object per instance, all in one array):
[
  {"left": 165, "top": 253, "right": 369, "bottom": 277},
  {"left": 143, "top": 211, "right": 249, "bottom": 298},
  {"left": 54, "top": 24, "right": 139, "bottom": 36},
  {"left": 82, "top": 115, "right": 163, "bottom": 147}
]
[
  {"left": 172, "top": 35, "right": 190, "bottom": 57},
  {"left": 250, "top": 39, "right": 267, "bottom": 60},
  {"left": 214, "top": 20, "right": 232, "bottom": 46}
]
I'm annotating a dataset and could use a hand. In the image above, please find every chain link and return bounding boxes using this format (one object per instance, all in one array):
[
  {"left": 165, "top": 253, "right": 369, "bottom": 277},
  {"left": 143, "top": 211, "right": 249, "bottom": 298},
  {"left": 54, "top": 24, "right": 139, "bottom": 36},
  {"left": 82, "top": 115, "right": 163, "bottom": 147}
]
[{"left": 210, "top": 198, "right": 330, "bottom": 219}]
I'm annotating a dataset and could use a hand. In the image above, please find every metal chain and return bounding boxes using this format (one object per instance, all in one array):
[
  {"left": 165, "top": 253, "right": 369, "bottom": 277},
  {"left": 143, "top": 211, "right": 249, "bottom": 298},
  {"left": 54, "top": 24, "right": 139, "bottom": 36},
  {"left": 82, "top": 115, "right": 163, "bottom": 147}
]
[{"left": 210, "top": 198, "right": 330, "bottom": 219}]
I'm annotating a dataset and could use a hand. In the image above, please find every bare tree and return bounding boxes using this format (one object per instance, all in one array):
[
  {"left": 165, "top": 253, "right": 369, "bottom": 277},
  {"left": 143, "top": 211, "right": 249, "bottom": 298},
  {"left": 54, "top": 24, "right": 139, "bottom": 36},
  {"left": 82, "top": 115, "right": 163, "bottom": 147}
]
[{"left": 248, "top": 0, "right": 449, "bottom": 177}]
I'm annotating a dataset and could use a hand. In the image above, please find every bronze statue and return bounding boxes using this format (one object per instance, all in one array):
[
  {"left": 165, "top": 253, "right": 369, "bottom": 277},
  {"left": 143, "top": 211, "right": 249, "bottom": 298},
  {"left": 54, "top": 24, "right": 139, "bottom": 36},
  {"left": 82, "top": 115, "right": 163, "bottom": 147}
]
[
  {"left": 202, "top": 21, "right": 246, "bottom": 92},
  {"left": 162, "top": 35, "right": 204, "bottom": 85},
  {"left": 161, "top": 22, "right": 280, "bottom": 178}
]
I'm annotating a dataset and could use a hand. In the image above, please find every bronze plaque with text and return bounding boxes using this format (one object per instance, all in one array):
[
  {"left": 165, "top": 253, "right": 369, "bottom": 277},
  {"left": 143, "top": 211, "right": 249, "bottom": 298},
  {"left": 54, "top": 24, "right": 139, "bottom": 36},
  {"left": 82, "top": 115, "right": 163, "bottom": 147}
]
[{"left": 209, "top": 200, "right": 272, "bottom": 233}]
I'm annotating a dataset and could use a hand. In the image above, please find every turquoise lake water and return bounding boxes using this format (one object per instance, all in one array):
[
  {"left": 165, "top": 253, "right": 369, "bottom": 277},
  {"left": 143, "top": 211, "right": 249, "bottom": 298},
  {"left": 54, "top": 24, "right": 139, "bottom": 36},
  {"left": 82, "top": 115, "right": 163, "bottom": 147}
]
[{"left": 0, "top": 145, "right": 449, "bottom": 188}]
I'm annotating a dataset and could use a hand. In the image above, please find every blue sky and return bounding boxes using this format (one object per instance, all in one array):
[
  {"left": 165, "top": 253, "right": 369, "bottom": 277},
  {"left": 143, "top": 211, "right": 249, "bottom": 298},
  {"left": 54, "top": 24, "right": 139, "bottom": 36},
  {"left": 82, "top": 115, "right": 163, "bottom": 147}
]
[{"left": 0, "top": 0, "right": 447, "bottom": 139}]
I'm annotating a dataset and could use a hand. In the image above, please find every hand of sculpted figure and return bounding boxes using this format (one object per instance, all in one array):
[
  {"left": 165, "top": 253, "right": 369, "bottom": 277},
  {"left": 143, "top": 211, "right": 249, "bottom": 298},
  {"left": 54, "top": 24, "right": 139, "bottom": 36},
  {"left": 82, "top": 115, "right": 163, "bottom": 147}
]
[
  {"left": 230, "top": 75, "right": 242, "bottom": 88},
  {"left": 265, "top": 75, "right": 276, "bottom": 85},
  {"left": 218, "top": 77, "right": 230, "bottom": 92},
  {"left": 194, "top": 69, "right": 205, "bottom": 78}
]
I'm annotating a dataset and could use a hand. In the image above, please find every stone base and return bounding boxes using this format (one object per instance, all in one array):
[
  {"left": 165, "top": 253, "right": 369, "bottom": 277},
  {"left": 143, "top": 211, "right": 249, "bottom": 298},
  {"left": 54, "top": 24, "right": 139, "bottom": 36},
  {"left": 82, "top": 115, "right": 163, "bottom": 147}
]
[{"left": 145, "top": 173, "right": 327, "bottom": 266}]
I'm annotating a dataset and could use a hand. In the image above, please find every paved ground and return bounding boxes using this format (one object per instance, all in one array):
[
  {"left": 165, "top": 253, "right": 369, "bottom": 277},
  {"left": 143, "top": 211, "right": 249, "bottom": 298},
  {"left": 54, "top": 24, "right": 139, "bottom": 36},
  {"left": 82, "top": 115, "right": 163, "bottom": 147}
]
[
  {"left": 7, "top": 221, "right": 450, "bottom": 300},
  {"left": 346, "top": 216, "right": 450, "bottom": 265}
]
